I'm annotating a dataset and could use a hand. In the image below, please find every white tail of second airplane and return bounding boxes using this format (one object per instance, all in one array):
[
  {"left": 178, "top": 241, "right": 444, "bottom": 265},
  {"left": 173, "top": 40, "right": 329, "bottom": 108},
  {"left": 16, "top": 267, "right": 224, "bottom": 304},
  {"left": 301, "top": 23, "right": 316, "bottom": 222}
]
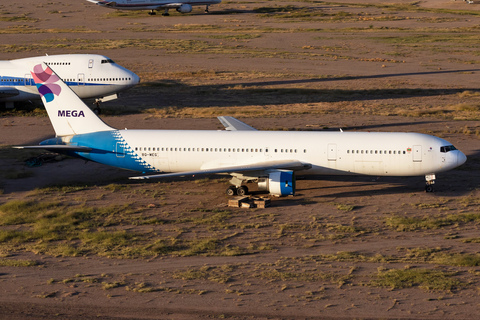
[{"left": 30, "top": 63, "right": 115, "bottom": 137}]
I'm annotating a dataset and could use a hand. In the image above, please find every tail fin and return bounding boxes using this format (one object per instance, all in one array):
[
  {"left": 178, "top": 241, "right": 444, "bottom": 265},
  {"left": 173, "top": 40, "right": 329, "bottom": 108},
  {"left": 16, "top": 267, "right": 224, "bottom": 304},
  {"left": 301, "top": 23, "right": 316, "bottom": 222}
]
[{"left": 31, "top": 63, "right": 115, "bottom": 137}]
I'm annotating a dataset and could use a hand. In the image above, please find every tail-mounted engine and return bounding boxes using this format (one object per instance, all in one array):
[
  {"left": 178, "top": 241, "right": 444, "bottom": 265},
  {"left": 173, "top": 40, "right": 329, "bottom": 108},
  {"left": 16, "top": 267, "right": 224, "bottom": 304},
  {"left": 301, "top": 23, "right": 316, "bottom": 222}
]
[
  {"left": 258, "top": 170, "right": 295, "bottom": 196},
  {"left": 176, "top": 4, "right": 193, "bottom": 13}
]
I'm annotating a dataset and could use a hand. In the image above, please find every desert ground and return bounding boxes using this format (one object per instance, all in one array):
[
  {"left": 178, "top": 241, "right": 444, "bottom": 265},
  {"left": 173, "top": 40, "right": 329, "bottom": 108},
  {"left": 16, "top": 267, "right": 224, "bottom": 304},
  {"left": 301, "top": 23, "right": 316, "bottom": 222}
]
[{"left": 2, "top": 0, "right": 480, "bottom": 319}]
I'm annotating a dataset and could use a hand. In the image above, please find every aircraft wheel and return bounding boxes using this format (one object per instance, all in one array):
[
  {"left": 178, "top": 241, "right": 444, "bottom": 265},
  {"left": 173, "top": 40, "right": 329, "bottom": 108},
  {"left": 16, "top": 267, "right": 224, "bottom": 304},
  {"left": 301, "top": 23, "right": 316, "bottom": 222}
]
[
  {"left": 237, "top": 186, "right": 248, "bottom": 196},
  {"left": 425, "top": 185, "right": 434, "bottom": 193},
  {"left": 149, "top": 10, "right": 156, "bottom": 15},
  {"left": 226, "top": 186, "right": 237, "bottom": 196}
]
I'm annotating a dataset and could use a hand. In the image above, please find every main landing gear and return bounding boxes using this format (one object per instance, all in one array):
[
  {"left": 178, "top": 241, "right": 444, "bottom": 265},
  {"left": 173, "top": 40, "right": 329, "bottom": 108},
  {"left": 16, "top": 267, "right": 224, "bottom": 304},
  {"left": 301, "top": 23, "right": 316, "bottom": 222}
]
[
  {"left": 425, "top": 174, "right": 435, "bottom": 193},
  {"left": 148, "top": 10, "right": 156, "bottom": 15},
  {"left": 93, "top": 100, "right": 101, "bottom": 114},
  {"left": 226, "top": 185, "right": 249, "bottom": 196},
  {"left": 162, "top": 9, "right": 169, "bottom": 16},
  {"left": 205, "top": 5, "right": 210, "bottom": 13}
]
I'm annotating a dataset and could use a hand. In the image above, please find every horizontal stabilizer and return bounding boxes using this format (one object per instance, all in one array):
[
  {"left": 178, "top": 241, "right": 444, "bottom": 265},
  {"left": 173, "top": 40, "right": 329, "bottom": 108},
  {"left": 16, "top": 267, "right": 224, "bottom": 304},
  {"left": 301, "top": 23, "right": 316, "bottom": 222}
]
[
  {"left": 13, "top": 145, "right": 92, "bottom": 152},
  {"left": 130, "top": 160, "right": 311, "bottom": 180},
  {"left": 217, "top": 116, "right": 257, "bottom": 131}
]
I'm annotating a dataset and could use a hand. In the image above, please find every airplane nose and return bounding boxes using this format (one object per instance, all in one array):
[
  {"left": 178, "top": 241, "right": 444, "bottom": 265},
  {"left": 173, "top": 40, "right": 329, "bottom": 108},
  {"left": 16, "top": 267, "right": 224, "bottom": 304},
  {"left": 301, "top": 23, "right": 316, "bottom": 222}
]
[
  {"left": 131, "top": 72, "right": 140, "bottom": 85},
  {"left": 458, "top": 151, "right": 467, "bottom": 166}
]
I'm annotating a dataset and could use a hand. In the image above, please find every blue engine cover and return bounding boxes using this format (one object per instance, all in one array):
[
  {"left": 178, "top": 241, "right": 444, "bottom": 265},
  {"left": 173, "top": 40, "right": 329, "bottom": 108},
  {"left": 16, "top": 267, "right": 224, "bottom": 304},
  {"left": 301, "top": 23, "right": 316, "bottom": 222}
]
[{"left": 268, "top": 170, "right": 295, "bottom": 196}]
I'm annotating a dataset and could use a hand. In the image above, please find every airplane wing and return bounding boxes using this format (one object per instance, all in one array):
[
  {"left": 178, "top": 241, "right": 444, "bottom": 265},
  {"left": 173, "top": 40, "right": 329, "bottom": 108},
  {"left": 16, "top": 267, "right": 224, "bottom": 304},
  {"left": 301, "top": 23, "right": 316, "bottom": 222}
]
[
  {"left": 0, "top": 87, "right": 19, "bottom": 98},
  {"left": 13, "top": 145, "right": 93, "bottom": 152},
  {"left": 86, "top": 0, "right": 117, "bottom": 7},
  {"left": 217, "top": 116, "right": 257, "bottom": 131},
  {"left": 130, "top": 160, "right": 312, "bottom": 180}
]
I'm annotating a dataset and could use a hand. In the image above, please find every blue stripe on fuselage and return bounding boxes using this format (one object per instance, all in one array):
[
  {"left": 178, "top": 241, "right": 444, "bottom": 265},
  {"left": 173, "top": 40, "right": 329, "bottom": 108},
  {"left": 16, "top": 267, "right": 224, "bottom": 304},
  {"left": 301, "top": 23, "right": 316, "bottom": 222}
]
[
  {"left": 68, "top": 131, "right": 156, "bottom": 172},
  {"left": 0, "top": 76, "right": 111, "bottom": 87},
  {"left": 39, "top": 131, "right": 156, "bottom": 173}
]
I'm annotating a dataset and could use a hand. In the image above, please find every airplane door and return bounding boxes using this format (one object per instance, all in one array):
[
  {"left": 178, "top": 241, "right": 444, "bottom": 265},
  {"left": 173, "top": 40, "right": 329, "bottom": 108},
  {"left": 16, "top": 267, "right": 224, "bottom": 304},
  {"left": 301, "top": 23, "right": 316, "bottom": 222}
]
[
  {"left": 327, "top": 144, "right": 337, "bottom": 161},
  {"left": 77, "top": 73, "right": 85, "bottom": 86},
  {"left": 88, "top": 59, "right": 94, "bottom": 68},
  {"left": 413, "top": 145, "right": 422, "bottom": 162},
  {"left": 116, "top": 142, "right": 125, "bottom": 158},
  {"left": 24, "top": 74, "right": 32, "bottom": 86}
]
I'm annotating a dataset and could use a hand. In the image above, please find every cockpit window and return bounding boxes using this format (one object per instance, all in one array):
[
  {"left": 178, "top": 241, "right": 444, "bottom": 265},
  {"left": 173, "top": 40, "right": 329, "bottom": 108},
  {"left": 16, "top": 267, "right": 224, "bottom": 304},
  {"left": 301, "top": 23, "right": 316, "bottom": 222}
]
[
  {"left": 101, "top": 59, "right": 115, "bottom": 64},
  {"left": 440, "top": 145, "right": 457, "bottom": 153}
]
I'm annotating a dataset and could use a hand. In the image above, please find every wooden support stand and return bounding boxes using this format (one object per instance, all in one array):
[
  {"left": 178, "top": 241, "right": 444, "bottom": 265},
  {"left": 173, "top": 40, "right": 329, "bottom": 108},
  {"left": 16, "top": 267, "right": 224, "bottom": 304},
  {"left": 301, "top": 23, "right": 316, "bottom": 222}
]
[{"left": 228, "top": 196, "right": 271, "bottom": 208}]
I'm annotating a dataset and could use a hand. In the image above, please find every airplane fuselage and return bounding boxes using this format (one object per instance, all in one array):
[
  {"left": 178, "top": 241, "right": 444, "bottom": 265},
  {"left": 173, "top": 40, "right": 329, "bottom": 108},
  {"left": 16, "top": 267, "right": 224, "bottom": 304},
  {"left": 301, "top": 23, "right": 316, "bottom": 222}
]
[
  {"left": 0, "top": 54, "right": 139, "bottom": 104},
  {"left": 43, "top": 130, "right": 465, "bottom": 178},
  {"left": 94, "top": 0, "right": 221, "bottom": 10},
  {"left": 87, "top": 0, "right": 221, "bottom": 14}
]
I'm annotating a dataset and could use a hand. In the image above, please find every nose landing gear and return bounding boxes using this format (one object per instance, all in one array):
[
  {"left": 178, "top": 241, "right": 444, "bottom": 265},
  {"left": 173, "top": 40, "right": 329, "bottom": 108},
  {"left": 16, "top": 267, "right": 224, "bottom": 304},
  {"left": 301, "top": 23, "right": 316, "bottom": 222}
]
[{"left": 425, "top": 174, "right": 435, "bottom": 192}]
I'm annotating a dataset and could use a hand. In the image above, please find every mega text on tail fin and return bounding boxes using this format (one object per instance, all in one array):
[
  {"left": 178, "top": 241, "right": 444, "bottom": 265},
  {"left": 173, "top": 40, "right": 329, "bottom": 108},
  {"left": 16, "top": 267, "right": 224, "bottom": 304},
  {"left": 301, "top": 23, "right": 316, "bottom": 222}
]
[{"left": 31, "top": 63, "right": 115, "bottom": 137}]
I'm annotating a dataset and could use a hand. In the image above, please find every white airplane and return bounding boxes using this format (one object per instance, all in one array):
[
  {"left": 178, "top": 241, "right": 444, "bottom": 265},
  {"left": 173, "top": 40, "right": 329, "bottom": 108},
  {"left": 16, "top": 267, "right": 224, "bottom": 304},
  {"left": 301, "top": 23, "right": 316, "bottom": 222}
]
[
  {"left": 86, "top": 0, "right": 222, "bottom": 16},
  {"left": 0, "top": 54, "right": 139, "bottom": 110},
  {"left": 16, "top": 63, "right": 467, "bottom": 196}
]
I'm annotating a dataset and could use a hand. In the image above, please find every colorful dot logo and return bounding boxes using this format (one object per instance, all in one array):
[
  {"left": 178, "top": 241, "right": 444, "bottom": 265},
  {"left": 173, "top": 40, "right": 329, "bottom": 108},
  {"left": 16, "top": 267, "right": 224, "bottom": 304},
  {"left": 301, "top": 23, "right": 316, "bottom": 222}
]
[{"left": 31, "top": 64, "right": 61, "bottom": 103}]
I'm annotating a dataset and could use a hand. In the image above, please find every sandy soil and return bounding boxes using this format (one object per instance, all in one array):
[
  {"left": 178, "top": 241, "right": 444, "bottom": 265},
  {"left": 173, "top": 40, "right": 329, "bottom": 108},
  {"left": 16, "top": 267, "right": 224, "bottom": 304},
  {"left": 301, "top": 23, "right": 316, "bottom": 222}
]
[{"left": 2, "top": 0, "right": 480, "bottom": 319}]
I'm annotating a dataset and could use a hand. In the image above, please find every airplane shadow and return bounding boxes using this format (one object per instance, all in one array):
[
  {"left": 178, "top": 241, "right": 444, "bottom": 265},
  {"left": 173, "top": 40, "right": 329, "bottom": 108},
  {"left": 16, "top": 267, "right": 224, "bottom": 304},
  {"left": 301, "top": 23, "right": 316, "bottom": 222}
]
[{"left": 108, "top": 68, "right": 480, "bottom": 114}]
